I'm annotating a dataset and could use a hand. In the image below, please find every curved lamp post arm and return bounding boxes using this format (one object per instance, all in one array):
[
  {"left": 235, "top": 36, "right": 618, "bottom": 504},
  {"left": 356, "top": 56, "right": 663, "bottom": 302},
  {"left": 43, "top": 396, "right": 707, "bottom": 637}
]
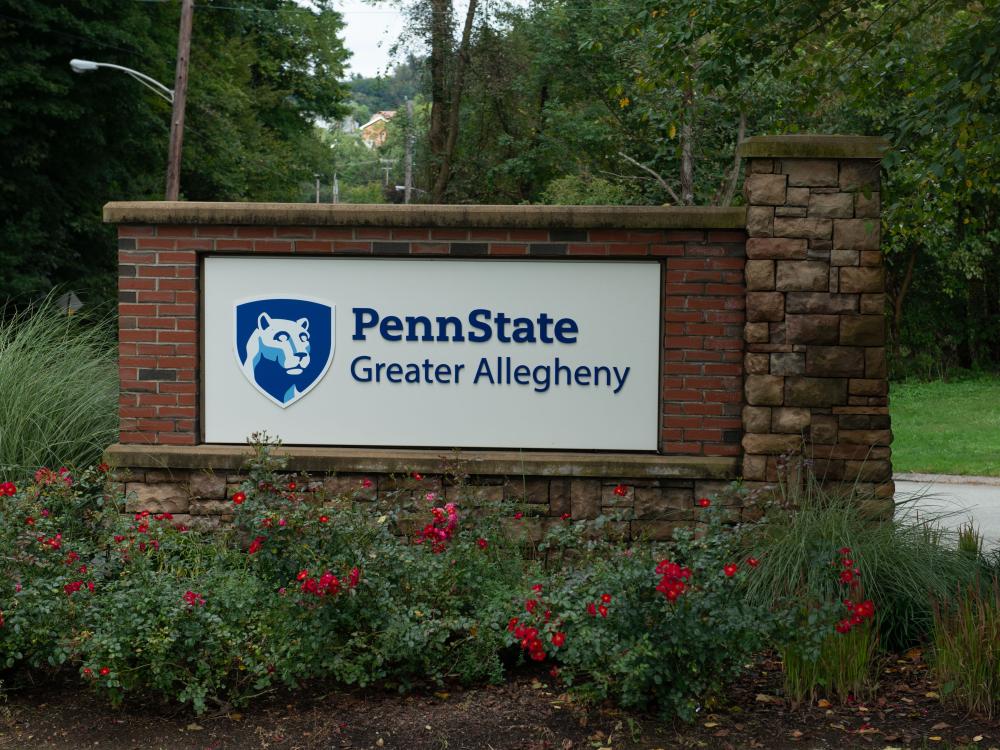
[{"left": 70, "top": 59, "right": 174, "bottom": 103}]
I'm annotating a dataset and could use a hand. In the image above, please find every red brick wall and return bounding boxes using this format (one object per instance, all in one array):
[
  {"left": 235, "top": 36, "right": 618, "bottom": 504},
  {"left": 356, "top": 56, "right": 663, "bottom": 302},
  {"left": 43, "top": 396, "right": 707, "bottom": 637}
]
[{"left": 117, "top": 224, "right": 747, "bottom": 455}]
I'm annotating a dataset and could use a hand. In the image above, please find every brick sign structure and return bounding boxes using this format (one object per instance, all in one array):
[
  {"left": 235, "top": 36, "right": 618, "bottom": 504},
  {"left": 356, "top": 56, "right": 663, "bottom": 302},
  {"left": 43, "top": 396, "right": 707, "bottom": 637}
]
[{"left": 104, "top": 135, "right": 892, "bottom": 537}]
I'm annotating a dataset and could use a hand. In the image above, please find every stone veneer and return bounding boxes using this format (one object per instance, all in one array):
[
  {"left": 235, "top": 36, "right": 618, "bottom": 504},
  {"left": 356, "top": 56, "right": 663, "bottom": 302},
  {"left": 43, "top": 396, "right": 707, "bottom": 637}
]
[
  {"left": 738, "top": 136, "right": 892, "bottom": 502},
  {"left": 109, "top": 446, "right": 738, "bottom": 540},
  {"left": 104, "top": 134, "right": 893, "bottom": 537}
]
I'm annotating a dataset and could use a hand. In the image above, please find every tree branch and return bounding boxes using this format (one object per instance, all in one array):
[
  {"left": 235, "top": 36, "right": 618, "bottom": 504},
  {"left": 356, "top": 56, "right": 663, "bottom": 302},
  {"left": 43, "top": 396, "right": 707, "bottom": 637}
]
[{"left": 618, "top": 151, "right": 681, "bottom": 205}]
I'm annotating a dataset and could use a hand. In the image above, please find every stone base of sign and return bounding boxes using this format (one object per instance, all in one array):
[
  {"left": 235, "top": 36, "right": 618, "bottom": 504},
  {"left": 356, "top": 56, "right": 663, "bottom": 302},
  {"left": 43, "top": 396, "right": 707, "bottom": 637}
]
[{"left": 105, "top": 444, "right": 740, "bottom": 540}]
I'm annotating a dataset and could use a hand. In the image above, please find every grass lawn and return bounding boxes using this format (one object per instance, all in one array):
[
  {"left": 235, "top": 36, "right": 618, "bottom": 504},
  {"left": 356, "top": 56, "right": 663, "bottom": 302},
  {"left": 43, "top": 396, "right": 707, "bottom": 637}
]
[{"left": 890, "top": 377, "right": 1000, "bottom": 477}]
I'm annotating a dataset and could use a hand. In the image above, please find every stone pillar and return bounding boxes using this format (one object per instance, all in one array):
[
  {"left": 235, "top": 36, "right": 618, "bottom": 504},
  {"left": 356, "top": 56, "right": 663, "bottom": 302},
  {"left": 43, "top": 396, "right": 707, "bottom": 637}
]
[{"left": 738, "top": 135, "right": 893, "bottom": 499}]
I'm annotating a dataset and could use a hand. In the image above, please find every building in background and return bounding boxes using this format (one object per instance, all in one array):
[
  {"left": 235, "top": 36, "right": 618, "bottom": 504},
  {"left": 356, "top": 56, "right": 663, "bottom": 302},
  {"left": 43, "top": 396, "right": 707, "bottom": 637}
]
[{"left": 360, "top": 110, "right": 396, "bottom": 148}]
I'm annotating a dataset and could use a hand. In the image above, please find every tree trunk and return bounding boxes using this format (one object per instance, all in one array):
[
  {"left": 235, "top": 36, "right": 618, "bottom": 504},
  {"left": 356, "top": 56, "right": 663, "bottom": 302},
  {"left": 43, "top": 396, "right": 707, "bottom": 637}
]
[
  {"left": 679, "top": 76, "right": 695, "bottom": 205},
  {"left": 431, "top": 0, "right": 478, "bottom": 202},
  {"left": 427, "top": 0, "right": 451, "bottom": 164},
  {"left": 717, "top": 110, "right": 746, "bottom": 206},
  {"left": 891, "top": 243, "right": 917, "bottom": 359}
]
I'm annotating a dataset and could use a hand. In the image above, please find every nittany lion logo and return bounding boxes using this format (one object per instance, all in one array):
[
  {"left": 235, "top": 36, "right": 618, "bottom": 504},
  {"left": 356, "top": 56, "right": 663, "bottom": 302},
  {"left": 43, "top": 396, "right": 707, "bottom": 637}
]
[{"left": 234, "top": 298, "right": 334, "bottom": 408}]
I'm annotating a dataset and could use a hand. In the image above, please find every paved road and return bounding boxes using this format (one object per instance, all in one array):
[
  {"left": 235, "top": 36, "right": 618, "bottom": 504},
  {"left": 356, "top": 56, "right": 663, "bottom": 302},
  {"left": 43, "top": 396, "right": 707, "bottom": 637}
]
[{"left": 895, "top": 474, "right": 1000, "bottom": 550}]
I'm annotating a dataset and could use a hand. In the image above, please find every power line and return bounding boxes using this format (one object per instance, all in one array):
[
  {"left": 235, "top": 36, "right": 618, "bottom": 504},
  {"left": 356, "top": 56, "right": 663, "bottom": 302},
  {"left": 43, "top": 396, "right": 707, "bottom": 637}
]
[{"left": 128, "top": 0, "right": 405, "bottom": 13}]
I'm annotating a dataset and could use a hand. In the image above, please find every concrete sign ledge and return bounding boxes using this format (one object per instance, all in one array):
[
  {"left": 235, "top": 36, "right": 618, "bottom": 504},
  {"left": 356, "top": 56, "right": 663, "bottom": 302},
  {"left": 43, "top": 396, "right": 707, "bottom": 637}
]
[
  {"left": 738, "top": 134, "right": 890, "bottom": 159},
  {"left": 104, "top": 444, "right": 739, "bottom": 480},
  {"left": 103, "top": 202, "right": 747, "bottom": 230}
]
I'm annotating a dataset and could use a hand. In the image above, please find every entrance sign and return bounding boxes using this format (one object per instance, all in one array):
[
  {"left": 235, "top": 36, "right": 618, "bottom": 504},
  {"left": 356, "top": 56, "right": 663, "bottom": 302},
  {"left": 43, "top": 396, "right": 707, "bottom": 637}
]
[{"left": 204, "top": 257, "right": 661, "bottom": 449}]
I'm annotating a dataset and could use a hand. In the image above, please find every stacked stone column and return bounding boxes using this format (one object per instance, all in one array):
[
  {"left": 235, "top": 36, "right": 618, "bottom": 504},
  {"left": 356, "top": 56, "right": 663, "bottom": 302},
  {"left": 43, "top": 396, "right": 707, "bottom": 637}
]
[{"left": 738, "top": 136, "right": 893, "bottom": 500}]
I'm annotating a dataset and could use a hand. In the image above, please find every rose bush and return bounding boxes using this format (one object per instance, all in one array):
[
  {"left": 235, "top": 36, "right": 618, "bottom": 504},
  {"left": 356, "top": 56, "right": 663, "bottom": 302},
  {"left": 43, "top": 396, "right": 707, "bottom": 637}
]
[
  {"left": 0, "top": 440, "right": 911, "bottom": 719},
  {"left": 517, "top": 499, "right": 776, "bottom": 720}
]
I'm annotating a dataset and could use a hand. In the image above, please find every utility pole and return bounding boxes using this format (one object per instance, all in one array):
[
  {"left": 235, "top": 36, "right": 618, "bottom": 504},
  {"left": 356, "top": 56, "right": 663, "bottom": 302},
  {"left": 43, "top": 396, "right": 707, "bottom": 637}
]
[
  {"left": 404, "top": 98, "right": 414, "bottom": 204},
  {"left": 165, "top": 0, "right": 194, "bottom": 201},
  {"left": 314, "top": 175, "right": 321, "bottom": 203},
  {"left": 332, "top": 173, "right": 340, "bottom": 204},
  {"left": 381, "top": 160, "right": 391, "bottom": 187}
]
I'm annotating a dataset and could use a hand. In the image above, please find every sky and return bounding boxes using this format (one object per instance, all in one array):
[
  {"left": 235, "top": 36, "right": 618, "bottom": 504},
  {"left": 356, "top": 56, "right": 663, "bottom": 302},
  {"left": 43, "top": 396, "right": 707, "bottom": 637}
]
[
  {"left": 335, "top": 1, "right": 407, "bottom": 78},
  {"left": 334, "top": 0, "right": 528, "bottom": 79}
]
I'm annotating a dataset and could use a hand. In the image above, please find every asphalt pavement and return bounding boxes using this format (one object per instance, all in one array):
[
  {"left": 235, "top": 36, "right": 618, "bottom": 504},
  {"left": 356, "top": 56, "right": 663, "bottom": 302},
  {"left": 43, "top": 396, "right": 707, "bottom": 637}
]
[{"left": 895, "top": 473, "right": 1000, "bottom": 550}]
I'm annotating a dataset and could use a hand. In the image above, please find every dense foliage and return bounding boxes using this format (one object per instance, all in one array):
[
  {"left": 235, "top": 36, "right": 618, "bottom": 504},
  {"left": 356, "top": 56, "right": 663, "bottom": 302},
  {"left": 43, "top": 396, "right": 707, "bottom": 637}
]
[
  {"left": 374, "top": 0, "right": 1000, "bottom": 373},
  {"left": 0, "top": 0, "right": 349, "bottom": 307},
  {"left": 0, "top": 442, "right": 930, "bottom": 719},
  {"left": 1, "top": 0, "right": 997, "bottom": 368},
  {"left": 3, "top": 442, "right": 996, "bottom": 718}
]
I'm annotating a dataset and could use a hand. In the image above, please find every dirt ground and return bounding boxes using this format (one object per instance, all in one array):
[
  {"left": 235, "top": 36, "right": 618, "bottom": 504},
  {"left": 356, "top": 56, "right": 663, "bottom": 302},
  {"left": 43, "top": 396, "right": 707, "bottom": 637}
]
[{"left": 1, "top": 651, "right": 997, "bottom": 749}]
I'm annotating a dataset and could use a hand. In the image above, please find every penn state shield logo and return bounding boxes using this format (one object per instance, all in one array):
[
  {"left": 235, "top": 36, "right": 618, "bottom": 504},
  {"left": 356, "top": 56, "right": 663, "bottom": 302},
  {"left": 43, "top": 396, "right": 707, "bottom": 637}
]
[{"left": 234, "top": 298, "right": 334, "bottom": 408}]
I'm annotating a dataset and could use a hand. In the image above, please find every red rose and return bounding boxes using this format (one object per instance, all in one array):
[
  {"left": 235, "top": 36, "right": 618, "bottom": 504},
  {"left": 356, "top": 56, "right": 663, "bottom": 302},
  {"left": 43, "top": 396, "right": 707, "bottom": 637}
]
[
  {"left": 232, "top": 491, "right": 246, "bottom": 505},
  {"left": 600, "top": 593, "right": 612, "bottom": 604},
  {"left": 99, "top": 667, "right": 110, "bottom": 676},
  {"left": 513, "top": 511, "right": 523, "bottom": 519},
  {"left": 697, "top": 497, "right": 711, "bottom": 508},
  {"left": 613, "top": 484, "right": 628, "bottom": 497},
  {"left": 598, "top": 605, "right": 608, "bottom": 618},
  {"left": 319, "top": 515, "right": 329, "bottom": 523},
  {"left": 476, "top": 538, "right": 488, "bottom": 550},
  {"left": 723, "top": 563, "right": 738, "bottom": 577},
  {"left": 561, "top": 513, "right": 571, "bottom": 520},
  {"left": 747, "top": 557, "right": 760, "bottom": 568},
  {"left": 551, "top": 632, "right": 566, "bottom": 647},
  {"left": 587, "top": 602, "right": 597, "bottom": 616}
]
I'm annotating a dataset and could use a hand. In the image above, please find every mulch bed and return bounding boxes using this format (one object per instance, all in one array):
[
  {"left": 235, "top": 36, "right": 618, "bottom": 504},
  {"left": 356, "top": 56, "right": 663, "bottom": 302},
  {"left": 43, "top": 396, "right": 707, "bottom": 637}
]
[{"left": 1, "top": 650, "right": 996, "bottom": 749}]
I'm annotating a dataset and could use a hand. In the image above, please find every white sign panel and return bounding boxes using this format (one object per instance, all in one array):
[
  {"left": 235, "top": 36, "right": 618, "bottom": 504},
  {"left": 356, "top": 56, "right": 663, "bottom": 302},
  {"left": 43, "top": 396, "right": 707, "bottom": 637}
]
[{"left": 203, "top": 257, "right": 661, "bottom": 450}]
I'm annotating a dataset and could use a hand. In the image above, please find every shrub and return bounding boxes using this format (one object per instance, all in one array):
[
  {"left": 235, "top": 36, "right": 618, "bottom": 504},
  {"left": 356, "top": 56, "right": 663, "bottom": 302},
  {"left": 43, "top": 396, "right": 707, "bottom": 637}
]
[
  {"left": 11, "top": 442, "right": 984, "bottom": 722},
  {"left": 540, "top": 174, "right": 638, "bottom": 206},
  {"left": 0, "top": 303, "right": 117, "bottom": 480},
  {"left": 524, "top": 501, "right": 776, "bottom": 721},
  {"left": 228, "top": 438, "right": 527, "bottom": 691}
]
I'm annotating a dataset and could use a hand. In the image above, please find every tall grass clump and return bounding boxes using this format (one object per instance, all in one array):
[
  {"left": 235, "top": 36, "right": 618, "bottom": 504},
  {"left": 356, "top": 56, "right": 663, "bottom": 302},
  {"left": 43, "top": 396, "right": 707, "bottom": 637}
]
[
  {"left": 782, "top": 618, "right": 879, "bottom": 705},
  {"left": 0, "top": 302, "right": 118, "bottom": 479},
  {"left": 743, "top": 468, "right": 980, "bottom": 651},
  {"left": 932, "top": 580, "right": 1000, "bottom": 718}
]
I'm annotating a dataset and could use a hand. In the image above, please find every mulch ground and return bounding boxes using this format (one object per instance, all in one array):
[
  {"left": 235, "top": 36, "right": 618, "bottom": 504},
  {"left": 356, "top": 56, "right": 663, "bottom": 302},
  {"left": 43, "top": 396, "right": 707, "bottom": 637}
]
[{"left": 1, "top": 650, "right": 997, "bottom": 749}]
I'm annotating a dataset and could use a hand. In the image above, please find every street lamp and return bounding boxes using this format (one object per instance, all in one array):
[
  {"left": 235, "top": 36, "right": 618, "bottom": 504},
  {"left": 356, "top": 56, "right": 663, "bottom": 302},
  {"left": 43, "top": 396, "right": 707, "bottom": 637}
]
[
  {"left": 69, "top": 0, "right": 192, "bottom": 201},
  {"left": 69, "top": 59, "right": 174, "bottom": 103},
  {"left": 70, "top": 55, "right": 191, "bottom": 200}
]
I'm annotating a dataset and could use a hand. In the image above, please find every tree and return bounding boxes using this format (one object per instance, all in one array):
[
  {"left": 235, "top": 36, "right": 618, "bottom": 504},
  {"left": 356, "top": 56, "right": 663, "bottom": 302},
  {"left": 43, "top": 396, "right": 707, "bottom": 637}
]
[
  {"left": 0, "top": 0, "right": 351, "bottom": 305},
  {"left": 378, "top": 0, "right": 483, "bottom": 201}
]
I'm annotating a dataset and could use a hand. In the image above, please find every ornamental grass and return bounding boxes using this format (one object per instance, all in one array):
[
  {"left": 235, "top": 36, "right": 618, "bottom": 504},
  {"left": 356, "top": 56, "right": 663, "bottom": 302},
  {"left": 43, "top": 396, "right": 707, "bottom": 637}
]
[
  {"left": 0, "top": 302, "right": 117, "bottom": 480},
  {"left": 740, "top": 467, "right": 981, "bottom": 651},
  {"left": 932, "top": 581, "right": 1000, "bottom": 717}
]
